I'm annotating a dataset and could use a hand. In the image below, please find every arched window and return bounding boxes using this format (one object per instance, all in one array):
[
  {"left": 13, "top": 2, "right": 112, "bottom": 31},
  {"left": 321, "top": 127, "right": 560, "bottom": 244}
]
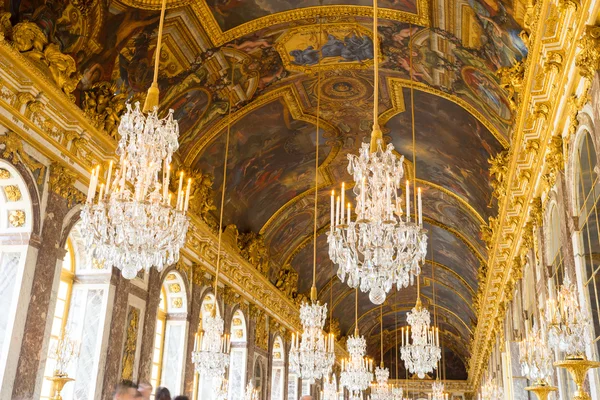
[
  {"left": 228, "top": 309, "right": 247, "bottom": 400},
  {"left": 197, "top": 293, "right": 222, "bottom": 400},
  {"left": 40, "top": 222, "right": 112, "bottom": 399},
  {"left": 270, "top": 336, "right": 285, "bottom": 400},
  {"left": 151, "top": 272, "right": 188, "bottom": 395},
  {"left": 575, "top": 131, "right": 600, "bottom": 359},
  {"left": 0, "top": 162, "right": 33, "bottom": 395}
]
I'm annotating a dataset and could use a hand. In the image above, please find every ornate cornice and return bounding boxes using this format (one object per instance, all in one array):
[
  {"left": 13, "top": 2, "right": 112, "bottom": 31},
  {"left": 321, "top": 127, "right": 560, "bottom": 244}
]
[{"left": 468, "top": 0, "right": 598, "bottom": 389}]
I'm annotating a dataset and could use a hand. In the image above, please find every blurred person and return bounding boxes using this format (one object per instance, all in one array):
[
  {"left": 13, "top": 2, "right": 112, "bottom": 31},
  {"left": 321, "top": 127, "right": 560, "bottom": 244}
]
[
  {"left": 174, "top": 396, "right": 189, "bottom": 400},
  {"left": 114, "top": 381, "right": 142, "bottom": 400},
  {"left": 155, "top": 387, "right": 172, "bottom": 400},
  {"left": 138, "top": 382, "right": 152, "bottom": 400}
]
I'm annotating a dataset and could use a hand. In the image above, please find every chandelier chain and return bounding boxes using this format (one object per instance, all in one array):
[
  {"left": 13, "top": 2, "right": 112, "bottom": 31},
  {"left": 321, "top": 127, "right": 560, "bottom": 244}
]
[
  {"left": 312, "top": 16, "right": 323, "bottom": 294},
  {"left": 213, "top": 67, "right": 235, "bottom": 298}
]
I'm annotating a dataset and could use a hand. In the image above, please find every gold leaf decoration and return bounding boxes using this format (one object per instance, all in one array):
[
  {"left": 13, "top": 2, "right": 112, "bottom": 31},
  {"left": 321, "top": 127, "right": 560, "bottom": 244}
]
[
  {"left": 121, "top": 307, "right": 139, "bottom": 382},
  {"left": 169, "top": 283, "right": 181, "bottom": 293},
  {"left": 4, "top": 185, "right": 21, "bottom": 201},
  {"left": 171, "top": 297, "right": 183, "bottom": 308},
  {"left": 8, "top": 209, "right": 25, "bottom": 227},
  {"left": 0, "top": 168, "right": 10, "bottom": 179}
]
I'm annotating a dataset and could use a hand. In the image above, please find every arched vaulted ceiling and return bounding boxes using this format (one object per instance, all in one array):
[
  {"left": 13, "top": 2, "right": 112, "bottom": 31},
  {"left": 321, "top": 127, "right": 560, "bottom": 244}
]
[{"left": 9, "top": 0, "right": 527, "bottom": 381}]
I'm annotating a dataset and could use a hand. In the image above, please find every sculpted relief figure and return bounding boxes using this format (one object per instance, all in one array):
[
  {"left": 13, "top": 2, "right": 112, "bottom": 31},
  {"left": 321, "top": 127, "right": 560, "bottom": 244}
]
[
  {"left": 82, "top": 81, "right": 127, "bottom": 139},
  {"left": 2, "top": 18, "right": 80, "bottom": 100},
  {"left": 274, "top": 263, "right": 298, "bottom": 298},
  {"left": 238, "top": 232, "right": 269, "bottom": 275}
]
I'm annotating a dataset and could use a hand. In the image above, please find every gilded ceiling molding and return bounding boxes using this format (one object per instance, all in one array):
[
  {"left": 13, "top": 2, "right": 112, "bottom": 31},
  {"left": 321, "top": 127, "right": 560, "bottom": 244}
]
[
  {"left": 389, "top": 79, "right": 509, "bottom": 149},
  {"left": 184, "top": 84, "right": 341, "bottom": 166},
  {"left": 422, "top": 216, "right": 486, "bottom": 265},
  {"left": 467, "top": 0, "right": 596, "bottom": 389},
  {"left": 190, "top": 2, "right": 430, "bottom": 47},
  {"left": 259, "top": 183, "right": 335, "bottom": 236},
  {"left": 378, "top": 77, "right": 406, "bottom": 126}
]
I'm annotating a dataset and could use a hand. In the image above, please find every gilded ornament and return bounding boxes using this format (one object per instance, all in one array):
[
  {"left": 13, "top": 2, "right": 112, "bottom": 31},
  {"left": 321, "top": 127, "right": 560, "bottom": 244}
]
[
  {"left": 497, "top": 61, "right": 525, "bottom": 111},
  {"left": 6, "top": 22, "right": 81, "bottom": 100},
  {"left": 530, "top": 197, "right": 543, "bottom": 227},
  {"left": 4, "top": 185, "right": 21, "bottom": 201},
  {"left": 82, "top": 81, "right": 127, "bottom": 139},
  {"left": 576, "top": 25, "right": 600, "bottom": 82},
  {"left": 558, "top": 0, "right": 581, "bottom": 11},
  {"left": 167, "top": 273, "right": 177, "bottom": 281},
  {"left": 238, "top": 232, "right": 269, "bottom": 276},
  {"left": 223, "top": 285, "right": 240, "bottom": 306},
  {"left": 49, "top": 162, "right": 85, "bottom": 206},
  {"left": 480, "top": 216, "right": 498, "bottom": 251},
  {"left": 274, "top": 263, "right": 298, "bottom": 299},
  {"left": 0, "top": 131, "right": 45, "bottom": 180},
  {"left": 0, "top": 168, "right": 10, "bottom": 179},
  {"left": 92, "top": 258, "right": 105, "bottom": 269},
  {"left": 169, "top": 283, "right": 181, "bottom": 293},
  {"left": 171, "top": 297, "right": 183, "bottom": 308},
  {"left": 233, "top": 317, "right": 242, "bottom": 326},
  {"left": 519, "top": 0, "right": 538, "bottom": 47},
  {"left": 254, "top": 312, "right": 268, "bottom": 350},
  {"left": 8, "top": 209, "right": 25, "bottom": 227},
  {"left": 542, "top": 135, "right": 564, "bottom": 190},
  {"left": 543, "top": 51, "right": 564, "bottom": 75},
  {"left": 532, "top": 102, "right": 550, "bottom": 122},
  {"left": 488, "top": 150, "right": 510, "bottom": 201},
  {"left": 121, "top": 307, "right": 139, "bottom": 381}
]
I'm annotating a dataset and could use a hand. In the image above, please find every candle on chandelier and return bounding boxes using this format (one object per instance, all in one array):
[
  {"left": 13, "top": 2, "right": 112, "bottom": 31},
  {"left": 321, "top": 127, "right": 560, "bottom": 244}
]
[
  {"left": 194, "top": 332, "right": 199, "bottom": 351},
  {"left": 199, "top": 331, "right": 204, "bottom": 350},
  {"left": 406, "top": 180, "right": 410, "bottom": 222},
  {"left": 330, "top": 190, "right": 335, "bottom": 231},
  {"left": 401, "top": 327, "right": 404, "bottom": 346},
  {"left": 336, "top": 196, "right": 341, "bottom": 227},
  {"left": 163, "top": 164, "right": 171, "bottom": 202},
  {"left": 176, "top": 171, "right": 184, "bottom": 209},
  {"left": 436, "top": 327, "right": 439, "bottom": 346},
  {"left": 341, "top": 182, "right": 345, "bottom": 224},
  {"left": 98, "top": 184, "right": 105, "bottom": 202},
  {"left": 86, "top": 166, "right": 98, "bottom": 203},
  {"left": 106, "top": 160, "right": 113, "bottom": 196},
  {"left": 418, "top": 187, "right": 422, "bottom": 226},
  {"left": 347, "top": 203, "right": 351, "bottom": 224},
  {"left": 184, "top": 178, "right": 192, "bottom": 212}
]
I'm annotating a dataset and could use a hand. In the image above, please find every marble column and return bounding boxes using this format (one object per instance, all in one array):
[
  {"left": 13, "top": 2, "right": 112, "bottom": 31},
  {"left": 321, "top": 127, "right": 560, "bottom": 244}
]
[
  {"left": 137, "top": 269, "right": 162, "bottom": 386},
  {"left": 100, "top": 271, "right": 131, "bottom": 400},
  {"left": 182, "top": 282, "right": 203, "bottom": 397},
  {"left": 11, "top": 192, "right": 69, "bottom": 399}
]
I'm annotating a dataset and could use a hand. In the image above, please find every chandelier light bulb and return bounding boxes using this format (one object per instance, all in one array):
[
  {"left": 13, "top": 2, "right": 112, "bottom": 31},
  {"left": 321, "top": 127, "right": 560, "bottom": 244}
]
[
  {"left": 81, "top": 104, "right": 190, "bottom": 278},
  {"left": 400, "top": 299, "right": 441, "bottom": 379}
]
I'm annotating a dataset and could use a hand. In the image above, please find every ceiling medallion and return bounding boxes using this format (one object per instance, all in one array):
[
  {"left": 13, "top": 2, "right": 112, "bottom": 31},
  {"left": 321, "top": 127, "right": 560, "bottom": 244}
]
[
  {"left": 327, "top": 0, "right": 426, "bottom": 305},
  {"left": 80, "top": 0, "right": 190, "bottom": 279}
]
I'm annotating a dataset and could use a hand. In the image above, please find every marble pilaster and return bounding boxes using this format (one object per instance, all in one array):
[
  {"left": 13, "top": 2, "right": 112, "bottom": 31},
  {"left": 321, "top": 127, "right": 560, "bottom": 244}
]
[
  {"left": 182, "top": 282, "right": 203, "bottom": 397},
  {"left": 137, "top": 268, "right": 162, "bottom": 386},
  {"left": 100, "top": 271, "right": 131, "bottom": 400},
  {"left": 11, "top": 192, "right": 69, "bottom": 400}
]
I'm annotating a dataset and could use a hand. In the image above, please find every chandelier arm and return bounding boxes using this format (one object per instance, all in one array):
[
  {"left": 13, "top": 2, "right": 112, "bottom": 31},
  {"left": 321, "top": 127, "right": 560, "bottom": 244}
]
[
  {"left": 213, "top": 68, "right": 235, "bottom": 299},
  {"left": 143, "top": 0, "right": 167, "bottom": 112}
]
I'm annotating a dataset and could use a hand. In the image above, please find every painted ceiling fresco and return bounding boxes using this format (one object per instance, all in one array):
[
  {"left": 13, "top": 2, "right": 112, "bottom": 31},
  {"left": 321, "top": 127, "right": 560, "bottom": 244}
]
[{"left": 6, "top": 0, "right": 528, "bottom": 381}]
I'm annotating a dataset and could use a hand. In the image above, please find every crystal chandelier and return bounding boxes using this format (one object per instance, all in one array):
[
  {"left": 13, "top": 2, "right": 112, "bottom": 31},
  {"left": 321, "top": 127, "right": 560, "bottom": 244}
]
[
  {"left": 289, "top": 302, "right": 335, "bottom": 382},
  {"left": 321, "top": 375, "right": 340, "bottom": 400},
  {"left": 369, "top": 366, "right": 392, "bottom": 400},
  {"left": 400, "top": 297, "right": 441, "bottom": 379},
  {"left": 544, "top": 276, "right": 591, "bottom": 357},
  {"left": 289, "top": 15, "right": 335, "bottom": 382},
  {"left": 216, "top": 378, "right": 228, "bottom": 400},
  {"left": 341, "top": 290, "right": 373, "bottom": 398},
  {"left": 391, "top": 385, "right": 403, "bottom": 400},
  {"left": 327, "top": 0, "right": 426, "bottom": 305},
  {"left": 80, "top": 0, "right": 189, "bottom": 280},
  {"left": 341, "top": 334, "right": 373, "bottom": 398},
  {"left": 243, "top": 382, "right": 259, "bottom": 400},
  {"left": 479, "top": 377, "right": 503, "bottom": 400},
  {"left": 431, "top": 381, "right": 448, "bottom": 400},
  {"left": 191, "top": 310, "right": 231, "bottom": 378},
  {"left": 518, "top": 322, "right": 554, "bottom": 384}
]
